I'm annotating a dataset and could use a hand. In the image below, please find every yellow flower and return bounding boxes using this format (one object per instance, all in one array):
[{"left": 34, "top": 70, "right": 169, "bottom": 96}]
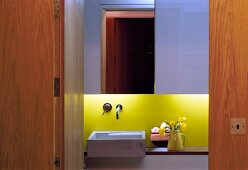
[
  {"left": 159, "top": 116, "right": 187, "bottom": 132},
  {"left": 181, "top": 123, "right": 188, "bottom": 132},
  {"left": 159, "top": 128, "right": 165, "bottom": 136},
  {"left": 178, "top": 116, "right": 186, "bottom": 122},
  {"left": 169, "top": 121, "right": 176, "bottom": 127}
]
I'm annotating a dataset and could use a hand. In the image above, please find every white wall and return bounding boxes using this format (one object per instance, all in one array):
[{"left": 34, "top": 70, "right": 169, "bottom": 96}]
[
  {"left": 84, "top": 0, "right": 101, "bottom": 93},
  {"left": 155, "top": 0, "right": 209, "bottom": 94}
]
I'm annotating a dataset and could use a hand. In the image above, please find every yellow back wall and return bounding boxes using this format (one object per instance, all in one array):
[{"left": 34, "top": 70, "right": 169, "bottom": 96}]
[{"left": 84, "top": 94, "right": 208, "bottom": 149}]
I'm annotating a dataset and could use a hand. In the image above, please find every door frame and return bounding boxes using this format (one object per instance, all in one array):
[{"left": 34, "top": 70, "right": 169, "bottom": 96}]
[
  {"left": 55, "top": 0, "right": 65, "bottom": 169},
  {"left": 59, "top": 0, "right": 84, "bottom": 169}
]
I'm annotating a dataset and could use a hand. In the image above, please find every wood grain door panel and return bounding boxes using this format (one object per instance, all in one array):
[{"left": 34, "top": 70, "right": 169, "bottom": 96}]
[
  {"left": 0, "top": 0, "right": 55, "bottom": 169},
  {"left": 210, "top": 0, "right": 248, "bottom": 169}
]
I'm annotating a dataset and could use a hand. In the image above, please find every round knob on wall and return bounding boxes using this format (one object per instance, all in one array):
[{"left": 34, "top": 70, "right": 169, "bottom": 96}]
[{"left": 102, "top": 103, "right": 112, "bottom": 115}]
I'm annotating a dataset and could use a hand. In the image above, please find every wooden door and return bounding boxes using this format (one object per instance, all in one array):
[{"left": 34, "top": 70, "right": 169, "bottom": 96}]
[
  {"left": 210, "top": 0, "right": 248, "bottom": 169},
  {"left": 0, "top": 0, "right": 55, "bottom": 169}
]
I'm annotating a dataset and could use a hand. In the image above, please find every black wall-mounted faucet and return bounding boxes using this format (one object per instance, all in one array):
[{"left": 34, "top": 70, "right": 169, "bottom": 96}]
[{"left": 116, "top": 104, "right": 123, "bottom": 119}]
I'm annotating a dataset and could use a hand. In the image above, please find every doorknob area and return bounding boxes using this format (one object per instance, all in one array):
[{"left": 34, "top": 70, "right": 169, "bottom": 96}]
[
  {"left": 54, "top": 156, "right": 60, "bottom": 167},
  {"left": 230, "top": 118, "right": 246, "bottom": 135}
]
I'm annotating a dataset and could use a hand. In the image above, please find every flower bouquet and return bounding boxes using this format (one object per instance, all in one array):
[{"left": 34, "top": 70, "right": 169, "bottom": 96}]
[{"left": 150, "top": 116, "right": 187, "bottom": 149}]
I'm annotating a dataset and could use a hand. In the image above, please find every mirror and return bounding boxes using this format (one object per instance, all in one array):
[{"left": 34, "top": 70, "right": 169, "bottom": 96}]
[
  {"left": 102, "top": 11, "right": 155, "bottom": 94},
  {"left": 84, "top": 0, "right": 155, "bottom": 94},
  {"left": 84, "top": 0, "right": 209, "bottom": 94}
]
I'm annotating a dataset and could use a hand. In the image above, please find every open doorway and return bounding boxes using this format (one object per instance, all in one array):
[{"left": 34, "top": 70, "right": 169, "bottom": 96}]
[{"left": 102, "top": 11, "right": 155, "bottom": 94}]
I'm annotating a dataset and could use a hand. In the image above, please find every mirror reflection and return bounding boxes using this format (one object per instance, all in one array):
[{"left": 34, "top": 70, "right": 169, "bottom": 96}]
[{"left": 102, "top": 11, "right": 155, "bottom": 94}]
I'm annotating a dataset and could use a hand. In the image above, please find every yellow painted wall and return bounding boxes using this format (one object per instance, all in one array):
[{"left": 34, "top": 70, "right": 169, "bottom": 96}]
[{"left": 84, "top": 94, "right": 208, "bottom": 149}]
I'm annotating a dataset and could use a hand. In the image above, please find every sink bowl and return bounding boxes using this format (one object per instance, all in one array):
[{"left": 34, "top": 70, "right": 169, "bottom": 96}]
[
  {"left": 87, "top": 131, "right": 146, "bottom": 157},
  {"left": 88, "top": 131, "right": 145, "bottom": 140}
]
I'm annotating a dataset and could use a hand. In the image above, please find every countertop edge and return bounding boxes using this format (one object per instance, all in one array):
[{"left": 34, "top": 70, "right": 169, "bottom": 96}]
[
  {"left": 146, "top": 146, "right": 208, "bottom": 155},
  {"left": 84, "top": 146, "right": 208, "bottom": 156}
]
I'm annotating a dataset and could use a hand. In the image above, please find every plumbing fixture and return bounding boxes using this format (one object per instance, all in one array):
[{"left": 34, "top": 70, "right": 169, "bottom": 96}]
[
  {"left": 102, "top": 103, "right": 112, "bottom": 115},
  {"left": 116, "top": 104, "right": 123, "bottom": 119}
]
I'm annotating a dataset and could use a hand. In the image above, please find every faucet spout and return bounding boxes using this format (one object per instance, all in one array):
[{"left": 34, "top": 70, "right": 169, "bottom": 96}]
[{"left": 116, "top": 104, "right": 123, "bottom": 119}]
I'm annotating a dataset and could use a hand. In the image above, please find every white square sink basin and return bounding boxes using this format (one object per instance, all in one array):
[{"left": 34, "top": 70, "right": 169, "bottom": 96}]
[{"left": 87, "top": 131, "right": 146, "bottom": 157}]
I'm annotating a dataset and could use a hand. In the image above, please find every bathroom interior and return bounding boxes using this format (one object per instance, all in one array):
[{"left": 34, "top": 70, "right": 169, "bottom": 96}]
[
  {"left": 1, "top": 0, "right": 247, "bottom": 169},
  {"left": 84, "top": 0, "right": 209, "bottom": 169}
]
